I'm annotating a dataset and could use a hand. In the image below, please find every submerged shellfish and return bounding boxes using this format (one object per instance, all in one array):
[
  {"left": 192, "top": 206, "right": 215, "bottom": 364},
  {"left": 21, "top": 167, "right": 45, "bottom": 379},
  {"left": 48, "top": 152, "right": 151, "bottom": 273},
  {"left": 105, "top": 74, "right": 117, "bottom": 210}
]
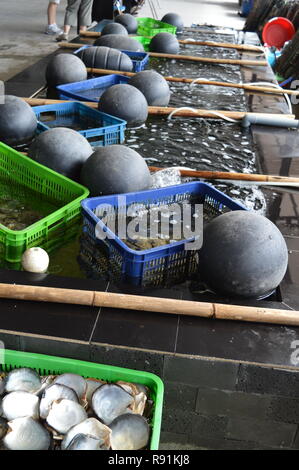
[
  {"left": 91, "top": 384, "right": 134, "bottom": 425},
  {"left": 110, "top": 413, "right": 150, "bottom": 450},
  {"left": 3, "top": 417, "right": 51, "bottom": 450}
]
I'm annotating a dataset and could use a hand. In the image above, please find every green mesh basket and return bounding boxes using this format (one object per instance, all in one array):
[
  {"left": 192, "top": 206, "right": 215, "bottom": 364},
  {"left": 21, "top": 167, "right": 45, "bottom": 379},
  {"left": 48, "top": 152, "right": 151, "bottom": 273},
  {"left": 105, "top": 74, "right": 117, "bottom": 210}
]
[
  {"left": 137, "top": 17, "right": 177, "bottom": 36},
  {"left": 0, "top": 349, "right": 164, "bottom": 450},
  {"left": 0, "top": 142, "right": 89, "bottom": 263}
]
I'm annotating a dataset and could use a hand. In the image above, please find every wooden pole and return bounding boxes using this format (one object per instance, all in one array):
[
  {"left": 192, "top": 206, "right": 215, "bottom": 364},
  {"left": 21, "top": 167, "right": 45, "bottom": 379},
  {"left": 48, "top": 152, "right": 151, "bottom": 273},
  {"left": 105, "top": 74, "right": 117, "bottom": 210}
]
[
  {"left": 1, "top": 283, "right": 299, "bottom": 327},
  {"left": 58, "top": 42, "right": 268, "bottom": 66},
  {"left": 79, "top": 31, "right": 264, "bottom": 53},
  {"left": 148, "top": 167, "right": 299, "bottom": 185},
  {"left": 85, "top": 67, "right": 299, "bottom": 97},
  {"left": 22, "top": 97, "right": 295, "bottom": 121}
]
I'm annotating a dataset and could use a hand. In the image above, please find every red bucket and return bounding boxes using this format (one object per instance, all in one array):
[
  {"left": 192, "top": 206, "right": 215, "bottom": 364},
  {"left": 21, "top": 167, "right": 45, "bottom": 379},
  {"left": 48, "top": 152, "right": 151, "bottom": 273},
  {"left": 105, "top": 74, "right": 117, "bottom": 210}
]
[{"left": 262, "top": 17, "right": 295, "bottom": 49}]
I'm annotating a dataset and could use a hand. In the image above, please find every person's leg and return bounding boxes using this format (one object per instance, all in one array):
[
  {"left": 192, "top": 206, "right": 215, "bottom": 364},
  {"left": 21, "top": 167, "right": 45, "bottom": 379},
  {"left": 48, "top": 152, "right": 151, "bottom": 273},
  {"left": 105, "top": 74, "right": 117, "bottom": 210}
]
[
  {"left": 46, "top": 0, "right": 62, "bottom": 34},
  {"left": 56, "top": 0, "right": 81, "bottom": 40},
  {"left": 64, "top": 0, "right": 82, "bottom": 28},
  {"left": 78, "top": 0, "right": 93, "bottom": 31}
]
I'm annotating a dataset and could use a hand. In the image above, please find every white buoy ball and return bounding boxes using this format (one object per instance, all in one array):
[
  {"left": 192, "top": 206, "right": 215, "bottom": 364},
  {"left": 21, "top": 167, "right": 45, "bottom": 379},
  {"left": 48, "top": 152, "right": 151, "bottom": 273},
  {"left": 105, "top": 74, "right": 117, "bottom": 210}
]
[{"left": 21, "top": 247, "right": 50, "bottom": 274}]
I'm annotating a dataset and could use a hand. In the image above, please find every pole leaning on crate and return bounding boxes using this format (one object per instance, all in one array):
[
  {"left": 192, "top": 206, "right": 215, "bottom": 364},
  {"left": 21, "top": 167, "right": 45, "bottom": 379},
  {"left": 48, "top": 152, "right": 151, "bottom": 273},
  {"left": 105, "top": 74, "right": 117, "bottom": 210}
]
[
  {"left": 1, "top": 283, "right": 299, "bottom": 327},
  {"left": 22, "top": 98, "right": 296, "bottom": 121},
  {"left": 79, "top": 31, "right": 264, "bottom": 53},
  {"left": 57, "top": 42, "right": 268, "bottom": 66}
]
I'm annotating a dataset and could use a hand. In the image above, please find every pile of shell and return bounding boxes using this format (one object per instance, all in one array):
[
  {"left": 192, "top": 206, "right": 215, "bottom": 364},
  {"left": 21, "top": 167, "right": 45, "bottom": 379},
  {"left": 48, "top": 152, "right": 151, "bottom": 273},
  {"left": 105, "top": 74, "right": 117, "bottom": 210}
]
[{"left": 0, "top": 368, "right": 152, "bottom": 450}]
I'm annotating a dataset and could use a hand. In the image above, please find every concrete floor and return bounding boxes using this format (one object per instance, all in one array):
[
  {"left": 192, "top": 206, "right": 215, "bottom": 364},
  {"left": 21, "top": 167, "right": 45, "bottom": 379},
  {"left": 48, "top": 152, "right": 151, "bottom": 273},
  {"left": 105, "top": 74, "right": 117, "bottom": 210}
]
[{"left": 0, "top": 0, "right": 244, "bottom": 82}]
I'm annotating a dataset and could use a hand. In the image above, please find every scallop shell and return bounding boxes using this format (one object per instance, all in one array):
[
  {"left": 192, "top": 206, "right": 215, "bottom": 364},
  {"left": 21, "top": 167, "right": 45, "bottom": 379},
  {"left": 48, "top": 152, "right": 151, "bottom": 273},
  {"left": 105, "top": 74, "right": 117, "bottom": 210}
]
[{"left": 3, "top": 417, "right": 51, "bottom": 450}]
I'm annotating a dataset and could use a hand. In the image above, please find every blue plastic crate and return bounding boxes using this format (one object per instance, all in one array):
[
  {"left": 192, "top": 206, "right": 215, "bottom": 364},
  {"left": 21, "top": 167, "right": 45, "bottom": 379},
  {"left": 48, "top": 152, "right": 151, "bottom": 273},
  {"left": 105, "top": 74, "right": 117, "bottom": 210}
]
[
  {"left": 74, "top": 45, "right": 149, "bottom": 73},
  {"left": 57, "top": 74, "right": 130, "bottom": 102},
  {"left": 80, "top": 182, "right": 248, "bottom": 287},
  {"left": 32, "top": 101, "right": 126, "bottom": 147}
]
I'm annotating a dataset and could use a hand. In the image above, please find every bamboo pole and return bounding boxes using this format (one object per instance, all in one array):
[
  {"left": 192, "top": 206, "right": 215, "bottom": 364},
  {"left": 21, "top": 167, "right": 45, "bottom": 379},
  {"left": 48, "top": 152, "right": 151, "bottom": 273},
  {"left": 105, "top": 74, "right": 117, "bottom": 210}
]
[
  {"left": 85, "top": 67, "right": 299, "bottom": 97},
  {"left": 148, "top": 167, "right": 299, "bottom": 185},
  {"left": 58, "top": 42, "right": 268, "bottom": 66},
  {"left": 1, "top": 283, "right": 299, "bottom": 327},
  {"left": 80, "top": 31, "right": 264, "bottom": 53},
  {"left": 16, "top": 154, "right": 299, "bottom": 186},
  {"left": 22, "top": 98, "right": 295, "bottom": 121}
]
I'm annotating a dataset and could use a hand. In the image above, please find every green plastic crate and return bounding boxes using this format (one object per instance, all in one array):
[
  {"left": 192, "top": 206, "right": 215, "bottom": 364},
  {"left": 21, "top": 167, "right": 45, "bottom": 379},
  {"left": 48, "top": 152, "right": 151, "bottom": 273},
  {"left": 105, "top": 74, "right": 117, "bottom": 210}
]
[
  {"left": 132, "top": 35, "right": 151, "bottom": 52},
  {"left": 0, "top": 142, "right": 89, "bottom": 263},
  {"left": 0, "top": 349, "right": 164, "bottom": 450},
  {"left": 137, "top": 17, "right": 177, "bottom": 36}
]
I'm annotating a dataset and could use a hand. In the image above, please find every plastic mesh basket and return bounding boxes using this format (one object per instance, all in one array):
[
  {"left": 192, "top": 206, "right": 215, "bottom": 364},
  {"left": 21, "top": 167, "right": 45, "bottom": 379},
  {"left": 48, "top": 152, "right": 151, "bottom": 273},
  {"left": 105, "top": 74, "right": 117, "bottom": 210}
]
[
  {"left": 57, "top": 74, "right": 130, "bottom": 102},
  {"left": 137, "top": 17, "right": 177, "bottom": 36},
  {"left": 33, "top": 101, "right": 126, "bottom": 147},
  {"left": 74, "top": 45, "right": 149, "bottom": 73},
  {"left": 80, "top": 182, "right": 247, "bottom": 287},
  {"left": 0, "top": 142, "right": 89, "bottom": 263},
  {"left": 1, "top": 349, "right": 164, "bottom": 450}
]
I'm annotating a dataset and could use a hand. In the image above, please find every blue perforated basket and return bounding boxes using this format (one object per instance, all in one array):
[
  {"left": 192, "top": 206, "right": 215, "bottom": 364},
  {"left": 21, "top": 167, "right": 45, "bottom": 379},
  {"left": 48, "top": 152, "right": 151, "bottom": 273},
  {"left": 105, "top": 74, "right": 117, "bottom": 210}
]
[
  {"left": 57, "top": 74, "right": 130, "bottom": 103},
  {"left": 80, "top": 182, "right": 248, "bottom": 287},
  {"left": 32, "top": 101, "right": 126, "bottom": 147},
  {"left": 74, "top": 45, "right": 149, "bottom": 73}
]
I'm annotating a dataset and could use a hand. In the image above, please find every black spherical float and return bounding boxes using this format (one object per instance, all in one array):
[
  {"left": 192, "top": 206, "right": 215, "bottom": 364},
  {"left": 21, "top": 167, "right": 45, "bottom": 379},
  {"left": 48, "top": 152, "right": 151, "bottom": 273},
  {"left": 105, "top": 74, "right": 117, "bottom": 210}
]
[
  {"left": 115, "top": 13, "right": 138, "bottom": 34},
  {"left": 45, "top": 53, "right": 87, "bottom": 87},
  {"left": 161, "top": 13, "right": 184, "bottom": 32},
  {"left": 0, "top": 95, "right": 37, "bottom": 147},
  {"left": 128, "top": 70, "right": 170, "bottom": 106},
  {"left": 80, "top": 145, "right": 151, "bottom": 196},
  {"left": 94, "top": 35, "right": 144, "bottom": 52},
  {"left": 76, "top": 46, "right": 133, "bottom": 72},
  {"left": 149, "top": 32, "right": 180, "bottom": 54},
  {"left": 199, "top": 210, "right": 288, "bottom": 299},
  {"left": 28, "top": 128, "right": 93, "bottom": 181},
  {"left": 98, "top": 84, "right": 148, "bottom": 127},
  {"left": 101, "top": 22, "right": 128, "bottom": 36}
]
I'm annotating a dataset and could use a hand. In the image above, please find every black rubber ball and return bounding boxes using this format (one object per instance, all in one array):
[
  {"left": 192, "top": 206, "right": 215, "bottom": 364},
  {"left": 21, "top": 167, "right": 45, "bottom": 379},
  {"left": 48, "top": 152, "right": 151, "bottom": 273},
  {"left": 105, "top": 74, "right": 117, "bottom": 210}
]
[
  {"left": 199, "top": 210, "right": 288, "bottom": 299},
  {"left": 45, "top": 53, "right": 87, "bottom": 87},
  {"left": 115, "top": 13, "right": 138, "bottom": 34},
  {"left": 80, "top": 145, "right": 151, "bottom": 196},
  {"left": 128, "top": 70, "right": 170, "bottom": 106},
  {"left": 28, "top": 128, "right": 93, "bottom": 181},
  {"left": 94, "top": 35, "right": 144, "bottom": 52},
  {"left": 161, "top": 13, "right": 184, "bottom": 32},
  {"left": 98, "top": 84, "right": 148, "bottom": 127},
  {"left": 101, "top": 22, "right": 128, "bottom": 36},
  {"left": 76, "top": 46, "right": 133, "bottom": 72},
  {"left": 0, "top": 95, "right": 37, "bottom": 146},
  {"left": 149, "top": 32, "right": 180, "bottom": 54}
]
